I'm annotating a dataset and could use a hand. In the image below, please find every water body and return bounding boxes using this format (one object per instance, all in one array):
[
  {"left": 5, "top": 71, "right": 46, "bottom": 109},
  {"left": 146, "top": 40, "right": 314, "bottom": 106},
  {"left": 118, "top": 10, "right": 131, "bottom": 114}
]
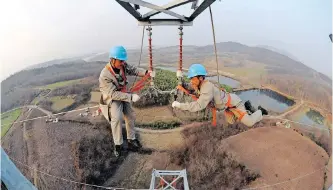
[
  {"left": 289, "top": 107, "right": 331, "bottom": 129},
  {"left": 235, "top": 89, "right": 295, "bottom": 114},
  {"left": 207, "top": 75, "right": 241, "bottom": 88}
]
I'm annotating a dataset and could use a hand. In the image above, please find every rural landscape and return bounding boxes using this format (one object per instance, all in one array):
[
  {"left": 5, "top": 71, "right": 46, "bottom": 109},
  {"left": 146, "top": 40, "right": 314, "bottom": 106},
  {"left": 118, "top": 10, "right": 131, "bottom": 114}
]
[{"left": 1, "top": 42, "right": 332, "bottom": 189}]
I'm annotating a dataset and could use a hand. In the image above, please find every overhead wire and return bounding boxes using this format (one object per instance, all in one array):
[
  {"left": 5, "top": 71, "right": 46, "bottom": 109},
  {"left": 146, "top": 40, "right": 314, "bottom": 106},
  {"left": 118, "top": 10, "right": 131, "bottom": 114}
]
[
  {"left": 1, "top": 2, "right": 331, "bottom": 190},
  {"left": 8, "top": 155, "right": 126, "bottom": 190},
  {"left": 131, "top": 26, "right": 146, "bottom": 90},
  {"left": 209, "top": 5, "right": 220, "bottom": 83},
  {"left": 8, "top": 151, "right": 329, "bottom": 190},
  {"left": 241, "top": 165, "right": 328, "bottom": 190}
]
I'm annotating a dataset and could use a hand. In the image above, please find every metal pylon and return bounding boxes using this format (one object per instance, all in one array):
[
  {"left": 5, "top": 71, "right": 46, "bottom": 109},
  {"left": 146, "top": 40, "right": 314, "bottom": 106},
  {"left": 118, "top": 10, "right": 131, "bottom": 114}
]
[{"left": 149, "top": 169, "right": 189, "bottom": 190}]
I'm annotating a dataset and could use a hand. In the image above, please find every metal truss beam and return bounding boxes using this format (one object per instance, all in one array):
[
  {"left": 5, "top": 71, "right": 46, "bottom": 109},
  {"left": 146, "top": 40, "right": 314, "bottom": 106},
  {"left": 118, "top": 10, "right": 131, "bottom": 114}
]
[
  {"left": 143, "top": 0, "right": 195, "bottom": 19},
  {"left": 119, "top": 0, "right": 188, "bottom": 21},
  {"left": 115, "top": 0, "right": 142, "bottom": 20},
  {"left": 188, "top": 0, "right": 216, "bottom": 21},
  {"left": 138, "top": 19, "right": 193, "bottom": 26}
]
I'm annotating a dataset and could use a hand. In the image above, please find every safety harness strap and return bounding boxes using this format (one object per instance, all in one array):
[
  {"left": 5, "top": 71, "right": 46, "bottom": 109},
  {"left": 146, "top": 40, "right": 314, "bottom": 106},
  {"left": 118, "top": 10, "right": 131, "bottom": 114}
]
[
  {"left": 106, "top": 64, "right": 127, "bottom": 92},
  {"left": 176, "top": 84, "right": 217, "bottom": 126},
  {"left": 176, "top": 84, "right": 247, "bottom": 126},
  {"left": 130, "top": 74, "right": 151, "bottom": 92},
  {"left": 106, "top": 64, "right": 151, "bottom": 93}
]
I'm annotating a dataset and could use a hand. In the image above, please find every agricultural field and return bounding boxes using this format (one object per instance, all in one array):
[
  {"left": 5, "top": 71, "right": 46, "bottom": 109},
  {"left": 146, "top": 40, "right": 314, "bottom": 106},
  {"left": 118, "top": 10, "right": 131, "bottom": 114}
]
[
  {"left": 36, "top": 79, "right": 82, "bottom": 90},
  {"left": 50, "top": 96, "right": 75, "bottom": 112},
  {"left": 1, "top": 108, "right": 22, "bottom": 137}
]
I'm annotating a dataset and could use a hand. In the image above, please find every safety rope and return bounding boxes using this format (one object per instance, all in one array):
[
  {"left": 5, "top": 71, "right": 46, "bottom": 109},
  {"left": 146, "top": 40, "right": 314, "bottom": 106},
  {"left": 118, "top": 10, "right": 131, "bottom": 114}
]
[
  {"left": 209, "top": 5, "right": 220, "bottom": 83},
  {"left": 129, "top": 73, "right": 151, "bottom": 93},
  {"left": 131, "top": 26, "right": 145, "bottom": 90}
]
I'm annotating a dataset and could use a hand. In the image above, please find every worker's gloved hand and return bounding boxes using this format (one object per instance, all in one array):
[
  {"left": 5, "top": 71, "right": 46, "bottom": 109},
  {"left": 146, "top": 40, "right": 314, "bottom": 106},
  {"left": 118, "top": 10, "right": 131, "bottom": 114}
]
[
  {"left": 131, "top": 94, "right": 140, "bottom": 102},
  {"left": 172, "top": 101, "right": 181, "bottom": 108},
  {"left": 148, "top": 70, "right": 156, "bottom": 78},
  {"left": 176, "top": 70, "right": 182, "bottom": 78}
]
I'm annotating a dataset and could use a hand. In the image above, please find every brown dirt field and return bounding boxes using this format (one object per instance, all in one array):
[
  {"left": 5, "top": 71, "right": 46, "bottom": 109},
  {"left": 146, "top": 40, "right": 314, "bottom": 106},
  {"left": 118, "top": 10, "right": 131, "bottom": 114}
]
[
  {"left": 134, "top": 106, "right": 180, "bottom": 123},
  {"left": 223, "top": 126, "right": 329, "bottom": 190},
  {"left": 138, "top": 130, "right": 184, "bottom": 150}
]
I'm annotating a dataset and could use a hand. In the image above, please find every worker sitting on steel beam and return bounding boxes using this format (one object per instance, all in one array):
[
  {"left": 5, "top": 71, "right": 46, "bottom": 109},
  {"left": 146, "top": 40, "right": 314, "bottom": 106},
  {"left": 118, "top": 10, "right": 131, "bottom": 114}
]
[
  {"left": 99, "top": 45, "right": 155, "bottom": 157},
  {"left": 172, "top": 63, "right": 268, "bottom": 127}
]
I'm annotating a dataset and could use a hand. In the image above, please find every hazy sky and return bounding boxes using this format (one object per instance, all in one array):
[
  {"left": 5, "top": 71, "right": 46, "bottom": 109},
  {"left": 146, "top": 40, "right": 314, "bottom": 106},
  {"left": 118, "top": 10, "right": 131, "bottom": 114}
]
[{"left": 0, "top": 0, "right": 332, "bottom": 81}]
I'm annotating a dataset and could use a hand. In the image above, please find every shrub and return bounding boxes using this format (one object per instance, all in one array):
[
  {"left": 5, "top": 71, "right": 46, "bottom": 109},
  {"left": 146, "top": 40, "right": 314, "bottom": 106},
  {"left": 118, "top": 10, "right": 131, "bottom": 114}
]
[
  {"left": 165, "top": 123, "right": 260, "bottom": 189},
  {"left": 137, "top": 121, "right": 181, "bottom": 129}
]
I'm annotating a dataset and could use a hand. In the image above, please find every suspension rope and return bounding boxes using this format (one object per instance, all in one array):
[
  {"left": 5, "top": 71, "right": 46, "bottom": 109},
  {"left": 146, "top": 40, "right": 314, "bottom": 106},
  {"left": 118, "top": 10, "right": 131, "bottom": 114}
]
[
  {"left": 178, "top": 26, "right": 183, "bottom": 72},
  {"left": 209, "top": 5, "right": 220, "bottom": 83},
  {"left": 147, "top": 26, "right": 153, "bottom": 72},
  {"left": 131, "top": 26, "right": 146, "bottom": 90}
]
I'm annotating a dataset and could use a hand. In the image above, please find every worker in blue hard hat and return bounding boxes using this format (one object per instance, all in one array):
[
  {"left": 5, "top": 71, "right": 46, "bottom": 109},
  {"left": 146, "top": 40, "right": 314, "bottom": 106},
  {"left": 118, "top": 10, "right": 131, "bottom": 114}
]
[
  {"left": 172, "top": 63, "right": 268, "bottom": 127},
  {"left": 99, "top": 45, "right": 155, "bottom": 157}
]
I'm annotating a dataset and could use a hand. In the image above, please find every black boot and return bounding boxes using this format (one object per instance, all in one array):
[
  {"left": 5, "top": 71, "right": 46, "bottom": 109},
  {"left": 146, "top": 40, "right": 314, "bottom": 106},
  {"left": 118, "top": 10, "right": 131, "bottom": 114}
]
[
  {"left": 114, "top": 145, "right": 122, "bottom": 157},
  {"left": 244, "top": 100, "right": 256, "bottom": 114},
  {"left": 127, "top": 139, "right": 142, "bottom": 152},
  {"left": 258, "top": 106, "right": 268, "bottom": 115}
]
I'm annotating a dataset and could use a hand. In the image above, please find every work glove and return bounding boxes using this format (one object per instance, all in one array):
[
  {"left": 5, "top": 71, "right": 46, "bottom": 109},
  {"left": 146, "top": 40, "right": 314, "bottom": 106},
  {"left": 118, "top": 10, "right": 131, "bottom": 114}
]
[
  {"left": 148, "top": 70, "right": 156, "bottom": 78},
  {"left": 176, "top": 70, "right": 182, "bottom": 78},
  {"left": 172, "top": 101, "right": 181, "bottom": 108},
  {"left": 131, "top": 94, "right": 140, "bottom": 102}
]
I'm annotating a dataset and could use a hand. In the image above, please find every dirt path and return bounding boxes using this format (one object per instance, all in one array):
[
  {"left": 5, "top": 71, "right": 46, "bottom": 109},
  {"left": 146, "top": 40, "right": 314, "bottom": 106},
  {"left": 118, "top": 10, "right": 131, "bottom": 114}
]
[
  {"left": 325, "top": 156, "right": 332, "bottom": 190},
  {"left": 2, "top": 110, "right": 29, "bottom": 175},
  {"left": 277, "top": 99, "right": 304, "bottom": 118},
  {"left": 223, "top": 126, "right": 329, "bottom": 190}
]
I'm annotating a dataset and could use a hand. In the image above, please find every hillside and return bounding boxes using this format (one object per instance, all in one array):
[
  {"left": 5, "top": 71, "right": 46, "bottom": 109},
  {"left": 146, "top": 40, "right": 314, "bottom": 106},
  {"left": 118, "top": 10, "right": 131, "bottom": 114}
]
[
  {"left": 1, "top": 42, "right": 331, "bottom": 112},
  {"left": 256, "top": 45, "right": 300, "bottom": 62},
  {"left": 79, "top": 42, "right": 331, "bottom": 83}
]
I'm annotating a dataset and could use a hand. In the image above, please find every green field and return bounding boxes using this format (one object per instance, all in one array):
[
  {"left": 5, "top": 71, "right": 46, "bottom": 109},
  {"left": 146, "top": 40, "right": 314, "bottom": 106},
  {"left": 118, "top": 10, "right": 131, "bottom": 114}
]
[
  {"left": 50, "top": 96, "right": 75, "bottom": 111},
  {"left": 36, "top": 79, "right": 81, "bottom": 90},
  {"left": 1, "top": 108, "right": 22, "bottom": 137}
]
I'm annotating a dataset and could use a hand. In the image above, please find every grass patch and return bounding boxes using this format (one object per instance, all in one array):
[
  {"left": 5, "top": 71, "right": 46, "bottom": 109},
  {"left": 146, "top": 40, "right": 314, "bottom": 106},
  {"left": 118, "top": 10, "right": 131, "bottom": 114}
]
[
  {"left": 1, "top": 108, "right": 22, "bottom": 137},
  {"left": 220, "top": 84, "right": 233, "bottom": 92},
  {"left": 154, "top": 69, "right": 190, "bottom": 91},
  {"left": 50, "top": 96, "right": 75, "bottom": 112},
  {"left": 36, "top": 79, "right": 81, "bottom": 90},
  {"left": 31, "top": 97, "right": 40, "bottom": 105}
]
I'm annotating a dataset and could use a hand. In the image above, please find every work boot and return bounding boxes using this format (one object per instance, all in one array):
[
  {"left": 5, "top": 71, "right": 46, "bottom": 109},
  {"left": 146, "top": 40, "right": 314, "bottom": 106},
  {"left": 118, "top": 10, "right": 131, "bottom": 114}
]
[
  {"left": 244, "top": 100, "right": 256, "bottom": 114},
  {"left": 127, "top": 139, "right": 142, "bottom": 152},
  {"left": 258, "top": 106, "right": 268, "bottom": 115},
  {"left": 113, "top": 145, "right": 122, "bottom": 158}
]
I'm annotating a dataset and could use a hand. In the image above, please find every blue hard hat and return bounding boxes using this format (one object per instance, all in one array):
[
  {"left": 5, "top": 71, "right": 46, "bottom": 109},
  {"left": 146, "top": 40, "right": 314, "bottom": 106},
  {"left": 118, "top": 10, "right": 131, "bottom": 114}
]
[
  {"left": 109, "top": 46, "right": 128, "bottom": 61},
  {"left": 187, "top": 63, "right": 207, "bottom": 78}
]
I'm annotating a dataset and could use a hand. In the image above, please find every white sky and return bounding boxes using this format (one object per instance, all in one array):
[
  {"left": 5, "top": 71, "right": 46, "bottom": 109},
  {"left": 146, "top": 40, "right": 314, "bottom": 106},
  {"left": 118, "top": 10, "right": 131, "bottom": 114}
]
[{"left": 0, "top": 0, "right": 332, "bottom": 81}]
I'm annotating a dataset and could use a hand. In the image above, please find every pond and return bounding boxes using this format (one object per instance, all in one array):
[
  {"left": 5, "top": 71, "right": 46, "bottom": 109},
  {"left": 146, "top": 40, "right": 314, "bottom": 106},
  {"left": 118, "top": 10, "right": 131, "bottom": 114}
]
[
  {"left": 207, "top": 75, "right": 241, "bottom": 88},
  {"left": 234, "top": 89, "right": 295, "bottom": 114},
  {"left": 288, "top": 107, "right": 331, "bottom": 129}
]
